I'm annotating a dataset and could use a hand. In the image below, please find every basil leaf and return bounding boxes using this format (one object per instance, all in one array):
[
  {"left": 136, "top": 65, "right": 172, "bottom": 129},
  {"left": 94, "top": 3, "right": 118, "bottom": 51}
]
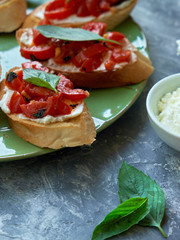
[
  {"left": 23, "top": 68, "right": 60, "bottom": 93},
  {"left": 92, "top": 197, "right": 150, "bottom": 240},
  {"left": 118, "top": 161, "right": 167, "bottom": 238},
  {"left": 36, "top": 25, "right": 121, "bottom": 45}
]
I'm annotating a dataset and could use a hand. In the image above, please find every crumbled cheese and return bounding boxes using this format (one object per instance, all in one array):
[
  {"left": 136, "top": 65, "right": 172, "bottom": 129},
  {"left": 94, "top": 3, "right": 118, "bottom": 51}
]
[{"left": 158, "top": 87, "right": 180, "bottom": 134}]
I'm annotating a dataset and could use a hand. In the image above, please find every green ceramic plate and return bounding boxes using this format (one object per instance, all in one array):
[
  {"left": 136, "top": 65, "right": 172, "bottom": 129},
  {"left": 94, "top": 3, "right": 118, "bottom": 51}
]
[{"left": 0, "top": 5, "right": 150, "bottom": 161}]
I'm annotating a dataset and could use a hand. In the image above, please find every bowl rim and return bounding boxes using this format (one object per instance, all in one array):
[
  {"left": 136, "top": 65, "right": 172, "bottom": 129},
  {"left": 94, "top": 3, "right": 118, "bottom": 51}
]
[{"left": 146, "top": 73, "right": 180, "bottom": 138}]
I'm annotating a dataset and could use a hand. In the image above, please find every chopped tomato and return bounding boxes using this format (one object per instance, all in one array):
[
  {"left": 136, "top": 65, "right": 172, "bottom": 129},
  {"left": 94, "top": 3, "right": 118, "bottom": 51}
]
[
  {"left": 46, "top": 95, "right": 72, "bottom": 116},
  {"left": 57, "top": 75, "right": 89, "bottom": 101},
  {"left": 82, "top": 22, "right": 106, "bottom": 36},
  {"left": 20, "top": 101, "right": 48, "bottom": 118},
  {"left": 5, "top": 70, "right": 24, "bottom": 92},
  {"left": 99, "top": 0, "right": 110, "bottom": 11},
  {"left": 32, "top": 29, "right": 49, "bottom": 46},
  {"left": 8, "top": 91, "right": 27, "bottom": 114},
  {"left": 45, "top": 7, "right": 73, "bottom": 20},
  {"left": 105, "top": 49, "right": 131, "bottom": 70},
  {"left": 22, "top": 61, "right": 49, "bottom": 73},
  {"left": 112, "top": 49, "right": 131, "bottom": 63},
  {"left": 57, "top": 74, "right": 74, "bottom": 89},
  {"left": 65, "top": 0, "right": 83, "bottom": 12},
  {"left": 104, "top": 58, "right": 116, "bottom": 70},
  {"left": 20, "top": 95, "right": 71, "bottom": 118},
  {"left": 86, "top": 0, "right": 102, "bottom": 17},
  {"left": 53, "top": 40, "right": 94, "bottom": 65},
  {"left": 104, "top": 31, "right": 126, "bottom": 48},
  {"left": 72, "top": 43, "right": 107, "bottom": 67},
  {"left": 80, "top": 53, "right": 103, "bottom": 72},
  {"left": 45, "top": 0, "right": 66, "bottom": 11},
  {"left": 20, "top": 45, "right": 56, "bottom": 60},
  {"left": 45, "top": 95, "right": 60, "bottom": 116},
  {"left": 44, "top": 0, "right": 73, "bottom": 20},
  {"left": 77, "top": 1, "right": 89, "bottom": 17},
  {"left": 23, "top": 83, "right": 55, "bottom": 101}
]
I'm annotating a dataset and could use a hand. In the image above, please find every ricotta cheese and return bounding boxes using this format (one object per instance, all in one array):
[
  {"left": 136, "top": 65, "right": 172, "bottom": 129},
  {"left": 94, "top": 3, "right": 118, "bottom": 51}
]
[
  {"left": 0, "top": 87, "right": 84, "bottom": 124},
  {"left": 158, "top": 87, "right": 180, "bottom": 134},
  {"left": 20, "top": 29, "right": 33, "bottom": 46},
  {"left": 0, "top": 87, "right": 14, "bottom": 114}
]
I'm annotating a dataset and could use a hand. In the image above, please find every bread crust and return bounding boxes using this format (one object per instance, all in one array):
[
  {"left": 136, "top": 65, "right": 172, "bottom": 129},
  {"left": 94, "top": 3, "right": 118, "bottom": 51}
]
[
  {"left": 0, "top": 0, "right": 27, "bottom": 32},
  {"left": 22, "top": 0, "right": 138, "bottom": 30},
  {"left": 0, "top": 77, "right": 96, "bottom": 149}
]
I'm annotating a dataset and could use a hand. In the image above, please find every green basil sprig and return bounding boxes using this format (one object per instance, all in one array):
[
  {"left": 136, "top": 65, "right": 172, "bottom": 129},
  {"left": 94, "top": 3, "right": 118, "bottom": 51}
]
[
  {"left": 23, "top": 68, "right": 60, "bottom": 93},
  {"left": 91, "top": 161, "right": 167, "bottom": 239},
  {"left": 35, "top": 25, "right": 121, "bottom": 45},
  {"left": 118, "top": 161, "right": 167, "bottom": 238},
  {"left": 92, "top": 197, "right": 150, "bottom": 240}
]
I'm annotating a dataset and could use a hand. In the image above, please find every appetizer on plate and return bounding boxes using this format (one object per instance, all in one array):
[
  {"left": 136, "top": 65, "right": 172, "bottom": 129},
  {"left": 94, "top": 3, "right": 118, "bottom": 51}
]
[
  {"left": 0, "top": 61, "right": 96, "bottom": 149},
  {"left": 22, "top": 0, "right": 138, "bottom": 30},
  {"left": 16, "top": 22, "right": 154, "bottom": 88},
  {"left": 0, "top": 0, "right": 27, "bottom": 32}
]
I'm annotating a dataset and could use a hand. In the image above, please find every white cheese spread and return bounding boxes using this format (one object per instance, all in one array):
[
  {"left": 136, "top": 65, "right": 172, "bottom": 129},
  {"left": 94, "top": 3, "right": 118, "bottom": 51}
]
[
  {"left": 158, "top": 87, "right": 180, "bottom": 134},
  {"left": 0, "top": 87, "right": 14, "bottom": 113},
  {"left": 0, "top": 87, "right": 84, "bottom": 124},
  {"left": 20, "top": 29, "right": 33, "bottom": 46}
]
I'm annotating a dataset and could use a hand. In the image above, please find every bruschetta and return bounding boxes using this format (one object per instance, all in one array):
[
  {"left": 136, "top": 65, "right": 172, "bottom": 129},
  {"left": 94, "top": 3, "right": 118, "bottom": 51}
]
[
  {"left": 0, "top": 0, "right": 27, "bottom": 32},
  {"left": 0, "top": 62, "right": 96, "bottom": 149},
  {"left": 22, "top": 0, "right": 138, "bottom": 30},
  {"left": 16, "top": 22, "right": 154, "bottom": 88}
]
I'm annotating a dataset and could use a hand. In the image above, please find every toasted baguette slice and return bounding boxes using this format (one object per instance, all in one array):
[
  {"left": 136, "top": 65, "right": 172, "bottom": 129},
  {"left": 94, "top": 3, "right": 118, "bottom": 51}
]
[
  {"left": 22, "top": 0, "right": 137, "bottom": 30},
  {"left": 0, "top": 0, "right": 26, "bottom": 32},
  {"left": 0, "top": 75, "right": 96, "bottom": 149},
  {"left": 16, "top": 27, "right": 154, "bottom": 88}
]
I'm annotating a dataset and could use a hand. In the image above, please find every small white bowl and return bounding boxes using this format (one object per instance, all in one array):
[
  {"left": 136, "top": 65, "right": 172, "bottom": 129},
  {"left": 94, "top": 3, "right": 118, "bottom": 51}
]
[{"left": 146, "top": 73, "right": 180, "bottom": 151}]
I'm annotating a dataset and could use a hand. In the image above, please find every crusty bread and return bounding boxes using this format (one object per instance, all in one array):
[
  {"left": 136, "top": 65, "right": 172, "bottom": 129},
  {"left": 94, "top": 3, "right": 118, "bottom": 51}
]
[
  {"left": 0, "top": 77, "right": 96, "bottom": 149},
  {"left": 16, "top": 27, "right": 154, "bottom": 88},
  {"left": 0, "top": 0, "right": 27, "bottom": 32},
  {"left": 8, "top": 104, "right": 96, "bottom": 149},
  {"left": 22, "top": 0, "right": 138, "bottom": 30}
]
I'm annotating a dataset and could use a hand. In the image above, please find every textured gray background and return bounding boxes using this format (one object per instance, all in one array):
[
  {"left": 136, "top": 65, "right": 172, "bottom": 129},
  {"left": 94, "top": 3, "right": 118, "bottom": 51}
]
[{"left": 0, "top": 0, "right": 180, "bottom": 239}]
